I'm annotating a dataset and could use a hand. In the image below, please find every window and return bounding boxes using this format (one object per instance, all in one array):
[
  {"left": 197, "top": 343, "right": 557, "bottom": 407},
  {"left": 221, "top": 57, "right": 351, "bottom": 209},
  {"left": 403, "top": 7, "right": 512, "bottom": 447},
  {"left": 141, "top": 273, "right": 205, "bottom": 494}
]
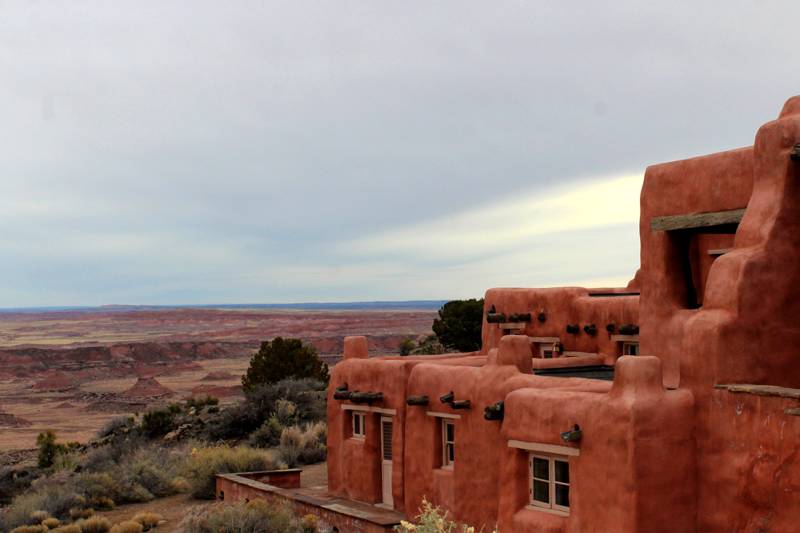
[
  {"left": 352, "top": 412, "right": 366, "bottom": 439},
  {"left": 539, "top": 344, "right": 554, "bottom": 359},
  {"left": 622, "top": 342, "right": 639, "bottom": 356},
  {"left": 530, "top": 454, "right": 570, "bottom": 513},
  {"left": 442, "top": 420, "right": 455, "bottom": 468}
]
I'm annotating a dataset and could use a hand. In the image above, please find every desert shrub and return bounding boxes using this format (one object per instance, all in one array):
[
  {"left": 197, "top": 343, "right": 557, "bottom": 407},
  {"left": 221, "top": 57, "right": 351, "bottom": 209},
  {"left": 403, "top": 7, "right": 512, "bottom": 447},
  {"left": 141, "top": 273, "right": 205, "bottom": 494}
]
[
  {"left": 205, "top": 378, "right": 325, "bottom": 440},
  {"left": 169, "top": 476, "right": 190, "bottom": 493},
  {"left": 277, "top": 423, "right": 327, "bottom": 467},
  {"left": 2, "top": 484, "right": 84, "bottom": 529},
  {"left": 51, "top": 451, "right": 80, "bottom": 473},
  {"left": 83, "top": 433, "right": 144, "bottom": 473},
  {"left": 97, "top": 417, "right": 136, "bottom": 439},
  {"left": 242, "top": 337, "right": 329, "bottom": 391},
  {"left": 37, "top": 431, "right": 66, "bottom": 468},
  {"left": 180, "top": 500, "right": 304, "bottom": 533},
  {"left": 87, "top": 496, "right": 115, "bottom": 510},
  {"left": 186, "top": 396, "right": 219, "bottom": 410},
  {"left": 248, "top": 416, "right": 284, "bottom": 448},
  {"left": 69, "top": 507, "right": 94, "bottom": 520},
  {"left": 131, "top": 512, "right": 162, "bottom": 531},
  {"left": 140, "top": 408, "right": 177, "bottom": 439},
  {"left": 30, "top": 510, "right": 51, "bottom": 523},
  {"left": 11, "top": 525, "right": 47, "bottom": 533},
  {"left": 1, "top": 465, "right": 36, "bottom": 506},
  {"left": 42, "top": 517, "right": 61, "bottom": 529},
  {"left": 184, "top": 446, "right": 280, "bottom": 499},
  {"left": 74, "top": 516, "right": 111, "bottom": 533},
  {"left": 394, "top": 498, "right": 496, "bottom": 533},
  {"left": 109, "top": 521, "right": 143, "bottom": 533},
  {"left": 50, "top": 526, "right": 81, "bottom": 533}
]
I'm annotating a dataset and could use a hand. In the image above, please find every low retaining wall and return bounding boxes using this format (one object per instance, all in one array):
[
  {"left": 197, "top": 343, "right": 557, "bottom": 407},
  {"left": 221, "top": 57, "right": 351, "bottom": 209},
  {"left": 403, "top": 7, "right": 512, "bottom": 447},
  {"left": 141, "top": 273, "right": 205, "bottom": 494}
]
[{"left": 216, "top": 472, "right": 403, "bottom": 533}]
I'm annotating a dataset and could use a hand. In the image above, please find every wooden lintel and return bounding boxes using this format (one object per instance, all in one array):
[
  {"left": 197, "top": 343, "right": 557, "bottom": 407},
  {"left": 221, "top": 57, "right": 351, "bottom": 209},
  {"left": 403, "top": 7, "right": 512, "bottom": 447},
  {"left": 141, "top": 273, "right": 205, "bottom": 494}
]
[
  {"left": 650, "top": 208, "right": 745, "bottom": 232},
  {"left": 708, "top": 248, "right": 732, "bottom": 256},
  {"left": 499, "top": 322, "right": 527, "bottom": 330}
]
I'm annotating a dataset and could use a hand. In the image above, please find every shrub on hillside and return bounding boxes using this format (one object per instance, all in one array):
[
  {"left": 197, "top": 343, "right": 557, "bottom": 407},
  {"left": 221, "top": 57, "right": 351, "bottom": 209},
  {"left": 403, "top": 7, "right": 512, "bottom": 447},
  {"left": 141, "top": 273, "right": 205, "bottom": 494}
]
[
  {"left": 248, "top": 416, "right": 284, "bottom": 448},
  {"left": 36, "top": 431, "right": 65, "bottom": 468},
  {"left": 140, "top": 406, "right": 180, "bottom": 439},
  {"left": 10, "top": 525, "right": 48, "bottom": 533},
  {"left": 74, "top": 516, "right": 111, "bottom": 533},
  {"left": 184, "top": 446, "right": 280, "bottom": 499},
  {"left": 185, "top": 396, "right": 219, "bottom": 410},
  {"left": 1, "top": 483, "right": 84, "bottom": 530},
  {"left": 109, "top": 521, "right": 142, "bottom": 533},
  {"left": 97, "top": 417, "right": 136, "bottom": 439},
  {"left": 49, "top": 525, "right": 81, "bottom": 533},
  {"left": 277, "top": 423, "right": 327, "bottom": 467},
  {"left": 242, "top": 337, "right": 329, "bottom": 392},
  {"left": 131, "top": 512, "right": 162, "bottom": 531},
  {"left": 180, "top": 500, "right": 306, "bottom": 533},
  {"left": 205, "top": 378, "right": 325, "bottom": 440}
]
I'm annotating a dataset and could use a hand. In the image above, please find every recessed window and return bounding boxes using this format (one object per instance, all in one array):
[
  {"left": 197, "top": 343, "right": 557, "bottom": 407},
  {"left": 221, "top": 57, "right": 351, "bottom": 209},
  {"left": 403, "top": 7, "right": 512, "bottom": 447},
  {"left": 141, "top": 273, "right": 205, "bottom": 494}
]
[
  {"left": 530, "top": 454, "right": 570, "bottom": 513},
  {"left": 442, "top": 420, "right": 455, "bottom": 469},
  {"left": 539, "top": 344, "right": 554, "bottom": 359},
  {"left": 622, "top": 342, "right": 639, "bottom": 356},
  {"left": 352, "top": 412, "right": 366, "bottom": 439}
]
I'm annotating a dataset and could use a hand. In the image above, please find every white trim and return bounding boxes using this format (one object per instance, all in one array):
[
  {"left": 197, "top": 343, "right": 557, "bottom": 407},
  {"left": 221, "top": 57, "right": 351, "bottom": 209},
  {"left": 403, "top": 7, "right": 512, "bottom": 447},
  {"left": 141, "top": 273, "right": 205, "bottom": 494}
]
[
  {"left": 426, "top": 411, "right": 462, "bottom": 420},
  {"left": 524, "top": 505, "right": 569, "bottom": 517},
  {"left": 508, "top": 440, "right": 580, "bottom": 457},
  {"left": 611, "top": 334, "right": 639, "bottom": 342},
  {"left": 499, "top": 322, "right": 527, "bottom": 330},
  {"left": 341, "top": 404, "right": 397, "bottom": 416},
  {"left": 341, "top": 404, "right": 370, "bottom": 412},
  {"left": 530, "top": 337, "right": 560, "bottom": 343},
  {"left": 352, "top": 412, "right": 367, "bottom": 439}
]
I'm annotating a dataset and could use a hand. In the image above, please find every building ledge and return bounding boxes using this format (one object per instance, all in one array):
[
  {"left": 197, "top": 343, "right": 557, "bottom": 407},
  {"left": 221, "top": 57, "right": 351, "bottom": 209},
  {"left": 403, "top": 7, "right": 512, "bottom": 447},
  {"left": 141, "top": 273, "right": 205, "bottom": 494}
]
[
  {"left": 216, "top": 473, "right": 405, "bottom": 527},
  {"left": 715, "top": 383, "right": 800, "bottom": 399}
]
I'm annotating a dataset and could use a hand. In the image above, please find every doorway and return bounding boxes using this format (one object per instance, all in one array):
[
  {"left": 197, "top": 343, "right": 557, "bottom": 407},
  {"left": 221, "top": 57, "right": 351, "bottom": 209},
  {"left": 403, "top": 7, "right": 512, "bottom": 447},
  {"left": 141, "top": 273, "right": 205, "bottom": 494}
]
[{"left": 380, "top": 416, "right": 393, "bottom": 507}]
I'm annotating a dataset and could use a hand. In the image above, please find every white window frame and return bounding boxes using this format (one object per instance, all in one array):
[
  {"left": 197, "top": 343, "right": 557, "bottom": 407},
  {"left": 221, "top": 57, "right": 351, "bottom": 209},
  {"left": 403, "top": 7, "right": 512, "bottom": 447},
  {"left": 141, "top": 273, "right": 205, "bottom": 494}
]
[
  {"left": 622, "top": 341, "right": 639, "bottom": 356},
  {"left": 442, "top": 419, "right": 455, "bottom": 470},
  {"left": 539, "top": 343, "right": 555, "bottom": 359},
  {"left": 529, "top": 453, "right": 570, "bottom": 515},
  {"left": 352, "top": 411, "right": 366, "bottom": 439}
]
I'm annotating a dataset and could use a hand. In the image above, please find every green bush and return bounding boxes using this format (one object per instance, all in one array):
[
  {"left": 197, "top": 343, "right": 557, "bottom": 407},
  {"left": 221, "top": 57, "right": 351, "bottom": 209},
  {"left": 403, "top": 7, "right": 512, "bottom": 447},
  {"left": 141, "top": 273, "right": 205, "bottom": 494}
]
[
  {"left": 242, "top": 337, "right": 329, "bottom": 391},
  {"left": 432, "top": 298, "right": 484, "bottom": 352},
  {"left": 140, "top": 408, "right": 177, "bottom": 439},
  {"left": 248, "top": 416, "right": 284, "bottom": 448},
  {"left": 180, "top": 500, "right": 305, "bottom": 533},
  {"left": 36, "top": 431, "right": 65, "bottom": 469},
  {"left": 205, "top": 379, "right": 325, "bottom": 440},
  {"left": 184, "top": 446, "right": 280, "bottom": 499}
]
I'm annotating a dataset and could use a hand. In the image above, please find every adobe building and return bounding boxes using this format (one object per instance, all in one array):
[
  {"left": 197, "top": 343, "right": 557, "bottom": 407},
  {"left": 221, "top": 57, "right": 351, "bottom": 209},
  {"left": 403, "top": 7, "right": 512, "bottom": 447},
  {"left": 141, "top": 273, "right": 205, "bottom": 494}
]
[{"left": 326, "top": 96, "right": 800, "bottom": 531}]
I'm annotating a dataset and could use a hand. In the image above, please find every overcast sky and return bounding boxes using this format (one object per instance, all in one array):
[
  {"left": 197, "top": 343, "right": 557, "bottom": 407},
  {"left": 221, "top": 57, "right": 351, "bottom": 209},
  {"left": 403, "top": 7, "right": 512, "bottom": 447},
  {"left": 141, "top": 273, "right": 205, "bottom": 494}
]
[{"left": 1, "top": 1, "right": 799, "bottom": 306}]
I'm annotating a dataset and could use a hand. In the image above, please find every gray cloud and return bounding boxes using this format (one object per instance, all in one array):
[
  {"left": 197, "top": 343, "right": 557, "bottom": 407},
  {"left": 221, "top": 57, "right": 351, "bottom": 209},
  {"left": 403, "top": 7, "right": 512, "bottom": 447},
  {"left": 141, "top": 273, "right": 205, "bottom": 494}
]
[{"left": 0, "top": 1, "right": 798, "bottom": 305}]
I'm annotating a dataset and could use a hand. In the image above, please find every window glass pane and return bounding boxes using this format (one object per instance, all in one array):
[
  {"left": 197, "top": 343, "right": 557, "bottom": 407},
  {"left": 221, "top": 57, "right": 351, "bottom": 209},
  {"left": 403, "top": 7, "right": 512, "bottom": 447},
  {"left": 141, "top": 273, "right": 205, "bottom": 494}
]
[
  {"left": 554, "top": 460, "right": 569, "bottom": 483},
  {"left": 533, "top": 480, "right": 549, "bottom": 503},
  {"left": 446, "top": 423, "right": 454, "bottom": 441},
  {"left": 555, "top": 484, "right": 570, "bottom": 507},
  {"left": 447, "top": 443, "right": 455, "bottom": 462},
  {"left": 533, "top": 457, "right": 549, "bottom": 480}
]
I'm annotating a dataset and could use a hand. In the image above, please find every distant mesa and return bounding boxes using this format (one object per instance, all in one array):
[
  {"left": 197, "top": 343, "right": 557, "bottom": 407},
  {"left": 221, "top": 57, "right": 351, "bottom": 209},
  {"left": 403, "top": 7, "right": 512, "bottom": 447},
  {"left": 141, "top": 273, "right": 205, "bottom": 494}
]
[
  {"left": 34, "top": 371, "right": 76, "bottom": 392},
  {"left": 0, "top": 411, "right": 33, "bottom": 427},
  {"left": 55, "top": 401, "right": 77, "bottom": 409},
  {"left": 120, "top": 377, "right": 174, "bottom": 399},
  {"left": 200, "top": 371, "right": 237, "bottom": 381}
]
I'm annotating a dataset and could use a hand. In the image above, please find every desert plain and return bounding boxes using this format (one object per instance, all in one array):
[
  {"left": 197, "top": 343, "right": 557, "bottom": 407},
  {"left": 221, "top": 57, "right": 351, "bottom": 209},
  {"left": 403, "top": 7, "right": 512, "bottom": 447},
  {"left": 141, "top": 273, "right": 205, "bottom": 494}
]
[{"left": 0, "top": 305, "right": 437, "bottom": 452}]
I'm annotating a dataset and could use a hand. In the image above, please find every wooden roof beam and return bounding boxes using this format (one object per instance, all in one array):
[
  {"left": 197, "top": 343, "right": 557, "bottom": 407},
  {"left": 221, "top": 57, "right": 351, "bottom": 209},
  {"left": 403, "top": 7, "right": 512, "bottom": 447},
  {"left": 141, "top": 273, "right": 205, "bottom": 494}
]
[{"left": 650, "top": 208, "right": 745, "bottom": 232}]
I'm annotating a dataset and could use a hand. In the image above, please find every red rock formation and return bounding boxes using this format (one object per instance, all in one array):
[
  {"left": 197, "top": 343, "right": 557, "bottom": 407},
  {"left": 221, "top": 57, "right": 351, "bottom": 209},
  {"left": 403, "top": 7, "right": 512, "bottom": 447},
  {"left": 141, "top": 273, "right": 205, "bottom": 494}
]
[{"left": 120, "top": 377, "right": 174, "bottom": 399}]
